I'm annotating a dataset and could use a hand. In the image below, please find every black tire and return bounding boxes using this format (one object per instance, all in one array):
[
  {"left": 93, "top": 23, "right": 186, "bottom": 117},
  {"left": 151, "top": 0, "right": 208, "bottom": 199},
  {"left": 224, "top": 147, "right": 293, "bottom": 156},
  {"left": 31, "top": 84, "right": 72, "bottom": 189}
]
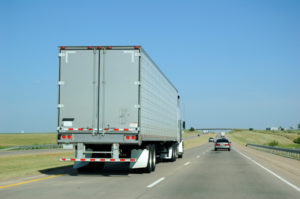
[
  {"left": 151, "top": 145, "right": 156, "bottom": 171},
  {"left": 171, "top": 145, "right": 177, "bottom": 162},
  {"left": 228, "top": 148, "right": 231, "bottom": 151},
  {"left": 178, "top": 153, "right": 183, "bottom": 158},
  {"left": 215, "top": 148, "right": 217, "bottom": 151},
  {"left": 143, "top": 145, "right": 152, "bottom": 173}
]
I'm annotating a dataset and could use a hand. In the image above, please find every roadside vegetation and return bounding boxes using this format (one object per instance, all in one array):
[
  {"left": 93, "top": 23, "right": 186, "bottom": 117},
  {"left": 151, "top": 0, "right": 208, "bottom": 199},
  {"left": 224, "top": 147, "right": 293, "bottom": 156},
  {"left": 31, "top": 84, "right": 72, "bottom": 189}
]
[
  {"left": 228, "top": 130, "right": 300, "bottom": 149},
  {"left": 0, "top": 151, "right": 74, "bottom": 181},
  {"left": 0, "top": 133, "right": 56, "bottom": 149}
]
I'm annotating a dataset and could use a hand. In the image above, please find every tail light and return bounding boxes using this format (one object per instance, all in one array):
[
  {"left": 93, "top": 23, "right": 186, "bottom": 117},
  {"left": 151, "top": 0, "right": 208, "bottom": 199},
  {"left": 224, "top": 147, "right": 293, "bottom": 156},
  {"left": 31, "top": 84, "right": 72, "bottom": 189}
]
[
  {"left": 225, "top": 143, "right": 230, "bottom": 146},
  {"left": 131, "top": 136, "right": 135, "bottom": 140},
  {"left": 125, "top": 136, "right": 130, "bottom": 140},
  {"left": 216, "top": 143, "right": 220, "bottom": 146},
  {"left": 67, "top": 135, "right": 71, "bottom": 139},
  {"left": 62, "top": 135, "right": 66, "bottom": 139}
]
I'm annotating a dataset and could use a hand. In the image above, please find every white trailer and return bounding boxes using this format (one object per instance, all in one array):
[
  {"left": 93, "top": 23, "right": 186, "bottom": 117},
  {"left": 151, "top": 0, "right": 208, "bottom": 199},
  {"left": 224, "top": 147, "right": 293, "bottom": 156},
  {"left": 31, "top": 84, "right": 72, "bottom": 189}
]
[{"left": 57, "top": 46, "right": 184, "bottom": 172}]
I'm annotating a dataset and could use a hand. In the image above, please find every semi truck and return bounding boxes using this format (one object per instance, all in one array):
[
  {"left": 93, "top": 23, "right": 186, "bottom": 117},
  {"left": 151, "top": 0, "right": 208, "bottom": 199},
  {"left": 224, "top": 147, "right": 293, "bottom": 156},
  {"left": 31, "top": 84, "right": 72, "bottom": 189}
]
[{"left": 57, "top": 46, "right": 184, "bottom": 173}]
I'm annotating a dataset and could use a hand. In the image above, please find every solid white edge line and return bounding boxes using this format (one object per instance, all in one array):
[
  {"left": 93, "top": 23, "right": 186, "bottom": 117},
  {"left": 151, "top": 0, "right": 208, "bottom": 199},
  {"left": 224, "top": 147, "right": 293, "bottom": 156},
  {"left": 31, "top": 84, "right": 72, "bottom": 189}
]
[
  {"left": 147, "top": 177, "right": 165, "bottom": 188},
  {"left": 236, "top": 149, "right": 300, "bottom": 192},
  {"left": 184, "top": 161, "right": 191, "bottom": 166}
]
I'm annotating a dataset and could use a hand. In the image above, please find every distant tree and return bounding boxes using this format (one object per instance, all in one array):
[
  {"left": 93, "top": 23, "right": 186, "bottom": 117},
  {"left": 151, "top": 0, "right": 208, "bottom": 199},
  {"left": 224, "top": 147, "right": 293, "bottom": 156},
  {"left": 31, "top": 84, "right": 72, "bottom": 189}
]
[
  {"left": 279, "top": 126, "right": 284, "bottom": 131},
  {"left": 298, "top": 123, "right": 300, "bottom": 130},
  {"left": 266, "top": 128, "right": 271, "bottom": 131},
  {"left": 290, "top": 126, "right": 294, "bottom": 130},
  {"left": 249, "top": 128, "right": 253, "bottom": 131},
  {"left": 189, "top": 127, "right": 195, "bottom": 132}
]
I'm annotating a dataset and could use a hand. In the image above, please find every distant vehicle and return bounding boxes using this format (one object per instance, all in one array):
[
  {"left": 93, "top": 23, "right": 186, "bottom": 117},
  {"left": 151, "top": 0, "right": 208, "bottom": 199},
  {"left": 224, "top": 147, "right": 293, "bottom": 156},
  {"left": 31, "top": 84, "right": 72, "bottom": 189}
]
[
  {"left": 220, "top": 132, "right": 226, "bottom": 137},
  {"left": 208, "top": 137, "right": 214, "bottom": 142},
  {"left": 215, "top": 138, "right": 231, "bottom": 151}
]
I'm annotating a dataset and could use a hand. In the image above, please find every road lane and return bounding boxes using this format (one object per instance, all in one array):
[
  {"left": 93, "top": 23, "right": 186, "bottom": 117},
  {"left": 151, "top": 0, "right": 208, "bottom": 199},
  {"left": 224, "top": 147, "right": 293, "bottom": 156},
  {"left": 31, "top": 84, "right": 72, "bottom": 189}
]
[{"left": 0, "top": 143, "right": 299, "bottom": 199}]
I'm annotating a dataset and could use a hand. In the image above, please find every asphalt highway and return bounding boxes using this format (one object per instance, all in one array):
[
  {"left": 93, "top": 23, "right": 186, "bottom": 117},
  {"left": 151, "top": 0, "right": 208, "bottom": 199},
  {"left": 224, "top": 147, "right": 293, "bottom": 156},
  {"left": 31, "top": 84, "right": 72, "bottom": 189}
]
[{"left": 1, "top": 144, "right": 299, "bottom": 199}]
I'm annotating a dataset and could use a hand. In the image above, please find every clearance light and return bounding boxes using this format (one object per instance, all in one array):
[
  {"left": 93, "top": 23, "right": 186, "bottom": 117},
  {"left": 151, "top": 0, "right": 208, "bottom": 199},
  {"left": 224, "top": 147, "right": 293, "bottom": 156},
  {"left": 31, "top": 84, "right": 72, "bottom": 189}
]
[
  {"left": 97, "top": 46, "right": 102, "bottom": 49},
  {"left": 106, "top": 46, "right": 112, "bottom": 49},
  {"left": 60, "top": 46, "right": 66, "bottom": 50},
  {"left": 134, "top": 46, "right": 140, "bottom": 49},
  {"left": 68, "top": 128, "right": 74, "bottom": 131},
  {"left": 87, "top": 46, "right": 93, "bottom": 50}
]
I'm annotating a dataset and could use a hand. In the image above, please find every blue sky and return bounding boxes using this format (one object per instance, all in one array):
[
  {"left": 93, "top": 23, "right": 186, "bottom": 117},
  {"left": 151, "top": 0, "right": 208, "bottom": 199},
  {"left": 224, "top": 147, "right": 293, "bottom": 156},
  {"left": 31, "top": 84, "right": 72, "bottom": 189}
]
[{"left": 0, "top": 0, "right": 299, "bottom": 132}]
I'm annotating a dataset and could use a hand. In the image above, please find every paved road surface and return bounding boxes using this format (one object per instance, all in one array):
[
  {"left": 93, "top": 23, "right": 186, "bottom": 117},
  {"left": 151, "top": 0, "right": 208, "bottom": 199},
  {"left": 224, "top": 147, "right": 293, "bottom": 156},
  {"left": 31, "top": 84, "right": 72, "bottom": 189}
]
[{"left": 1, "top": 144, "right": 299, "bottom": 199}]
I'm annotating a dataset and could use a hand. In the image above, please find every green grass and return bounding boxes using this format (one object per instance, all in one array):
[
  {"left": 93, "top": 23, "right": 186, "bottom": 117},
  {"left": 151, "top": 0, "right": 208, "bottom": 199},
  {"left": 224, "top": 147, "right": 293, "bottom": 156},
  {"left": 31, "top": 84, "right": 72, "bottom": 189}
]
[
  {"left": 0, "top": 133, "right": 57, "bottom": 148},
  {"left": 182, "top": 130, "right": 201, "bottom": 138},
  {"left": 184, "top": 133, "right": 216, "bottom": 149},
  {"left": 0, "top": 151, "right": 74, "bottom": 181},
  {"left": 228, "top": 130, "right": 300, "bottom": 149}
]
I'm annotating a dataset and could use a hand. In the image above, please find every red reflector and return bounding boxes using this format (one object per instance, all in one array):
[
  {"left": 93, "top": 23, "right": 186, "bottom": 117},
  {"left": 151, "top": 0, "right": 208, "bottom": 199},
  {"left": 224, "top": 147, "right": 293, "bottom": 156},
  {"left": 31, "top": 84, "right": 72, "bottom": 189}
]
[
  {"left": 131, "top": 136, "right": 135, "bottom": 140},
  {"left": 90, "top": 158, "right": 96, "bottom": 161},
  {"left": 68, "top": 128, "right": 73, "bottom": 130},
  {"left": 120, "top": 159, "right": 125, "bottom": 162},
  {"left": 104, "top": 128, "right": 109, "bottom": 131},
  {"left": 110, "top": 159, "right": 115, "bottom": 161},
  {"left": 61, "top": 158, "right": 66, "bottom": 161},
  {"left": 67, "top": 135, "right": 71, "bottom": 139},
  {"left": 130, "top": 159, "right": 135, "bottom": 162},
  {"left": 100, "top": 159, "right": 106, "bottom": 161},
  {"left": 97, "top": 46, "right": 102, "bottom": 49},
  {"left": 124, "top": 128, "right": 129, "bottom": 131},
  {"left": 80, "top": 159, "right": 86, "bottom": 161},
  {"left": 106, "top": 46, "right": 112, "bottom": 49},
  {"left": 60, "top": 46, "right": 66, "bottom": 50},
  {"left": 126, "top": 136, "right": 130, "bottom": 140},
  {"left": 114, "top": 128, "right": 119, "bottom": 131},
  {"left": 134, "top": 46, "right": 140, "bottom": 49},
  {"left": 88, "top": 128, "right": 92, "bottom": 131},
  {"left": 78, "top": 128, "right": 83, "bottom": 131},
  {"left": 87, "top": 46, "right": 93, "bottom": 49},
  {"left": 70, "top": 158, "right": 76, "bottom": 161},
  {"left": 62, "top": 135, "right": 66, "bottom": 139}
]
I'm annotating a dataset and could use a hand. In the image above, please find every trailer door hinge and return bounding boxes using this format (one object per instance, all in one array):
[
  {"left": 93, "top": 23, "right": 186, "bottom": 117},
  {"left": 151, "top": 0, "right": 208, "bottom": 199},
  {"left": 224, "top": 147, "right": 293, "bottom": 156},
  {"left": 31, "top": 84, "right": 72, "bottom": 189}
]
[
  {"left": 59, "top": 53, "right": 65, "bottom": 57},
  {"left": 134, "top": 81, "right": 141, "bottom": 85},
  {"left": 58, "top": 104, "right": 64, "bottom": 108},
  {"left": 134, "top": 104, "right": 141, "bottom": 109},
  {"left": 58, "top": 81, "right": 65, "bottom": 85},
  {"left": 135, "top": 53, "right": 141, "bottom": 57}
]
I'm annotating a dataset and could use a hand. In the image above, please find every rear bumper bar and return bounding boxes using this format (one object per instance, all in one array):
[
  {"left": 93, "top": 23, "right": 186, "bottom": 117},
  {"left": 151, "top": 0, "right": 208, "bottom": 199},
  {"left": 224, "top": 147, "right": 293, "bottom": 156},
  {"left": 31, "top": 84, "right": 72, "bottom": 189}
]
[{"left": 59, "top": 158, "right": 136, "bottom": 162}]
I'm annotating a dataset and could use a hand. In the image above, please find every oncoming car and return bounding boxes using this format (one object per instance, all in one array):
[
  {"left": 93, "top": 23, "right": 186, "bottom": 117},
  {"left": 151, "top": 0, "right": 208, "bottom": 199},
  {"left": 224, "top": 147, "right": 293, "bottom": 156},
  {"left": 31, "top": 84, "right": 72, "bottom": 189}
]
[{"left": 215, "top": 138, "right": 231, "bottom": 151}]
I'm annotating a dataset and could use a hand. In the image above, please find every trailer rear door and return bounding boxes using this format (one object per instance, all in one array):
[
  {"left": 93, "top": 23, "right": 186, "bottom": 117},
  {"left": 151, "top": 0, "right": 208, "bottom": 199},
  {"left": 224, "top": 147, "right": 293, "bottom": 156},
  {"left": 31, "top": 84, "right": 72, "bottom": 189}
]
[
  {"left": 100, "top": 49, "right": 140, "bottom": 130},
  {"left": 58, "top": 49, "right": 99, "bottom": 130}
]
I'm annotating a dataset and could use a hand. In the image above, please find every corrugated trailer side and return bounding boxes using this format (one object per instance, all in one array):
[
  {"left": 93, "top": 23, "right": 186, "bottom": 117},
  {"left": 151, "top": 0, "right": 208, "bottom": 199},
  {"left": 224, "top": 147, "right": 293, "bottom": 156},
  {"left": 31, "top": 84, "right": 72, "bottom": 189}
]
[{"left": 140, "top": 50, "right": 180, "bottom": 142}]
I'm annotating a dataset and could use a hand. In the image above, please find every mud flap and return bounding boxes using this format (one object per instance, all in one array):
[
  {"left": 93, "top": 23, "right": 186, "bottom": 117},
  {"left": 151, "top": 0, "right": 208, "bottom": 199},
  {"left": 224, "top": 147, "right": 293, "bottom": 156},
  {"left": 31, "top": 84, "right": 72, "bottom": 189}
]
[{"left": 129, "top": 148, "right": 149, "bottom": 169}]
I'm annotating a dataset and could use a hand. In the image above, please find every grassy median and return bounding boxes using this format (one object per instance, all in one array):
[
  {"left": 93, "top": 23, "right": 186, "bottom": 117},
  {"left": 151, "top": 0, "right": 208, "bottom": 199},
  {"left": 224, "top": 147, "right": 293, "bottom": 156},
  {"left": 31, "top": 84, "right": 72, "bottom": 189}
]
[
  {"left": 184, "top": 132, "right": 216, "bottom": 149},
  {"left": 0, "top": 151, "right": 74, "bottom": 181},
  {"left": 0, "top": 133, "right": 57, "bottom": 149}
]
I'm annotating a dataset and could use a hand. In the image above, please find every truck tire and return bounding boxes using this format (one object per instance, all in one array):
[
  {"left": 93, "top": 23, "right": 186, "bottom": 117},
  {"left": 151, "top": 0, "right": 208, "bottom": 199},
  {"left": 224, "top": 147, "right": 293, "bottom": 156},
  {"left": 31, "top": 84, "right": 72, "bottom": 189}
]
[
  {"left": 171, "top": 145, "right": 177, "bottom": 162},
  {"left": 151, "top": 145, "right": 156, "bottom": 171},
  {"left": 143, "top": 145, "right": 152, "bottom": 173},
  {"left": 178, "top": 153, "right": 183, "bottom": 158}
]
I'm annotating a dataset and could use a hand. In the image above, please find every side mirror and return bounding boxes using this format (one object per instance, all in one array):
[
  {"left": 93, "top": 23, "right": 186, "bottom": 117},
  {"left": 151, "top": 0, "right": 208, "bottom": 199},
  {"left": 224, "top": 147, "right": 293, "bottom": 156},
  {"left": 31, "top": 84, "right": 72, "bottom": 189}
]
[{"left": 182, "top": 121, "right": 186, "bottom": 129}]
